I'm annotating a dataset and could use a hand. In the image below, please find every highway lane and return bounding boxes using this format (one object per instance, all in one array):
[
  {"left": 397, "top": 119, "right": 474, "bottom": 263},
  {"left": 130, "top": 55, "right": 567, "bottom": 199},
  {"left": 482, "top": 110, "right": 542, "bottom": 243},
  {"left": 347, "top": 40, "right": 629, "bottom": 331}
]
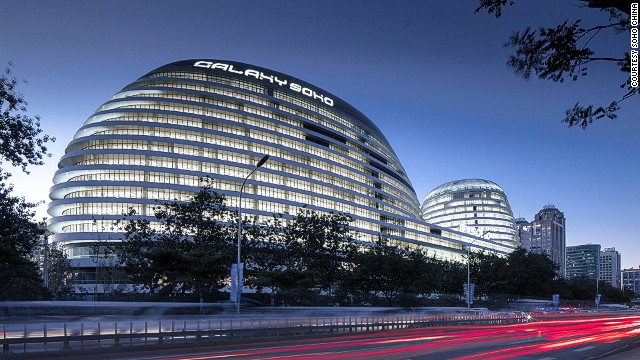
[{"left": 10, "top": 313, "right": 640, "bottom": 360}]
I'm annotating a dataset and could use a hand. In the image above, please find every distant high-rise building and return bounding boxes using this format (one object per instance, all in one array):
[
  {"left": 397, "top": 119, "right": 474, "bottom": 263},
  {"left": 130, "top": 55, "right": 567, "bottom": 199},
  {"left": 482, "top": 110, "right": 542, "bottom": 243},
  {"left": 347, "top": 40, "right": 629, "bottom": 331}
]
[
  {"left": 566, "top": 244, "right": 601, "bottom": 281},
  {"left": 621, "top": 267, "right": 640, "bottom": 294},
  {"left": 599, "top": 247, "right": 621, "bottom": 287},
  {"left": 515, "top": 217, "right": 532, "bottom": 251},
  {"left": 526, "top": 205, "right": 566, "bottom": 276}
]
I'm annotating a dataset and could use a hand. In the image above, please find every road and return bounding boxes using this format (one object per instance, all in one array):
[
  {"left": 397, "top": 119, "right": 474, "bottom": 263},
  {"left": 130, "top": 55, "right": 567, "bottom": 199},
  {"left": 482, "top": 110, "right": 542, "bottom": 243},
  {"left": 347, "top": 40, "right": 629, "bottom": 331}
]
[{"left": 8, "top": 313, "right": 640, "bottom": 359}]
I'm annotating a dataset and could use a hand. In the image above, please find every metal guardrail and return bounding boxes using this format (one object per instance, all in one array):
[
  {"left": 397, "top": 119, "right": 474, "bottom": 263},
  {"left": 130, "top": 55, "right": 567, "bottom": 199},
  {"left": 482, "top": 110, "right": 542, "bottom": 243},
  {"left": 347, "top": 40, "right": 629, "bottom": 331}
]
[{"left": 1, "top": 312, "right": 526, "bottom": 355}]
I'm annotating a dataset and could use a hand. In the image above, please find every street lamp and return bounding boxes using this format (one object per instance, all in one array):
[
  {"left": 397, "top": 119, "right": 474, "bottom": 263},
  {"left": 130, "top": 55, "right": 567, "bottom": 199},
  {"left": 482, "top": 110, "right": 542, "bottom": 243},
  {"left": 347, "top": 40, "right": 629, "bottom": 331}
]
[
  {"left": 467, "top": 245, "right": 473, "bottom": 309},
  {"left": 595, "top": 259, "right": 600, "bottom": 310},
  {"left": 467, "top": 230, "right": 489, "bottom": 309},
  {"left": 233, "top": 154, "right": 269, "bottom": 314}
]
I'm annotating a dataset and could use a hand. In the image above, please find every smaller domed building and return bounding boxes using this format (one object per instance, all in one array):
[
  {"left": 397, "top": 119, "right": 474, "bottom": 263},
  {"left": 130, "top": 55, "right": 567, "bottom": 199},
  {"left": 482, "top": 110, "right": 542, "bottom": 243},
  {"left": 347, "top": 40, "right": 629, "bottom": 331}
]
[{"left": 422, "top": 179, "right": 519, "bottom": 247}]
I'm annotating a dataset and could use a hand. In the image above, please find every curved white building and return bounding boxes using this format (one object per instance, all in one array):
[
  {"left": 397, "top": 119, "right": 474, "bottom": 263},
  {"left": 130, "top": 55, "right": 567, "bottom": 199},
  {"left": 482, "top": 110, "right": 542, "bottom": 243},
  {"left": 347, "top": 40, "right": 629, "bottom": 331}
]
[
  {"left": 422, "top": 179, "right": 519, "bottom": 247},
  {"left": 48, "top": 60, "right": 517, "bottom": 284}
]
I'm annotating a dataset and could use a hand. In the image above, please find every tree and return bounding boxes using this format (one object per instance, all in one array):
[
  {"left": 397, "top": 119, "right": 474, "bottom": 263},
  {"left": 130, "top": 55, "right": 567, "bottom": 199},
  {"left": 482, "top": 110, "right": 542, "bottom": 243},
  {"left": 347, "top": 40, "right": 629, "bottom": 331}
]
[
  {"left": 476, "top": 1, "right": 636, "bottom": 128},
  {"left": 281, "top": 210, "right": 356, "bottom": 296},
  {"left": 599, "top": 280, "right": 631, "bottom": 303},
  {"left": 1, "top": 62, "right": 54, "bottom": 179},
  {"left": 470, "top": 251, "right": 508, "bottom": 295},
  {"left": 562, "top": 275, "right": 598, "bottom": 300},
  {"left": 501, "top": 248, "right": 558, "bottom": 296},
  {"left": 471, "top": 248, "right": 558, "bottom": 297},
  {"left": 0, "top": 63, "right": 55, "bottom": 300},
  {"left": 247, "top": 209, "right": 357, "bottom": 305},
  {"left": 119, "top": 183, "right": 234, "bottom": 301},
  {"left": 348, "top": 237, "right": 439, "bottom": 306},
  {"left": 45, "top": 242, "right": 74, "bottom": 300},
  {"left": 437, "top": 259, "right": 466, "bottom": 294},
  {"left": 554, "top": 276, "right": 630, "bottom": 303},
  {"left": 89, "top": 220, "right": 128, "bottom": 300},
  {"left": 243, "top": 214, "right": 302, "bottom": 305},
  {"left": 0, "top": 183, "right": 49, "bottom": 300}
]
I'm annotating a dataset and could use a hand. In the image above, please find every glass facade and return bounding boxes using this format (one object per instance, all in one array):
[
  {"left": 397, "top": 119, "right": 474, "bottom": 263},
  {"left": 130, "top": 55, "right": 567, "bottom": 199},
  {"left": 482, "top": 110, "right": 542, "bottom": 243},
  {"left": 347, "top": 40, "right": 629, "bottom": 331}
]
[
  {"left": 421, "top": 179, "right": 519, "bottom": 248},
  {"left": 566, "top": 244, "right": 601, "bottom": 281},
  {"left": 48, "top": 60, "right": 518, "bottom": 279},
  {"left": 524, "top": 205, "right": 567, "bottom": 276}
]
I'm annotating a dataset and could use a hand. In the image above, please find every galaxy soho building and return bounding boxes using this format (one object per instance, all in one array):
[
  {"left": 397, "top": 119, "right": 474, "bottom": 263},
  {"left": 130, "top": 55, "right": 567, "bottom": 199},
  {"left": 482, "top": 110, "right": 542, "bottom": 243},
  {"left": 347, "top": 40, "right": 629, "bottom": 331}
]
[
  {"left": 48, "top": 59, "right": 517, "bottom": 285},
  {"left": 422, "top": 179, "right": 520, "bottom": 248}
]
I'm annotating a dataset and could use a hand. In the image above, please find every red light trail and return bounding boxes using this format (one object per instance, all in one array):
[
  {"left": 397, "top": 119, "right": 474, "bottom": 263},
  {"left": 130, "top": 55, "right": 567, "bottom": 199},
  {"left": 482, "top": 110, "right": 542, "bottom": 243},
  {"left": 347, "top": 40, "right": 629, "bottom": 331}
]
[{"left": 136, "top": 314, "right": 640, "bottom": 360}]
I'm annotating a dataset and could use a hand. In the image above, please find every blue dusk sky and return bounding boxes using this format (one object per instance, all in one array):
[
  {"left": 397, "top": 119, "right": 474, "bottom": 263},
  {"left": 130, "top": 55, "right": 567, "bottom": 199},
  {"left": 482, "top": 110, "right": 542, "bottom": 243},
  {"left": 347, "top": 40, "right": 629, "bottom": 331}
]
[{"left": 2, "top": 1, "right": 638, "bottom": 268}]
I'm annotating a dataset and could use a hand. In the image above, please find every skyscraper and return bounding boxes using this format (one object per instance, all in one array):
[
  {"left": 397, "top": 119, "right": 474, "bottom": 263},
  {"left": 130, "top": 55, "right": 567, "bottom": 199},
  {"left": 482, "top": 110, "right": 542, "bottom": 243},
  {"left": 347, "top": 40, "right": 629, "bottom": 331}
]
[
  {"left": 515, "top": 217, "right": 532, "bottom": 250},
  {"left": 566, "top": 244, "right": 601, "bottom": 281},
  {"left": 599, "top": 247, "right": 621, "bottom": 287},
  {"left": 525, "top": 205, "right": 566, "bottom": 276}
]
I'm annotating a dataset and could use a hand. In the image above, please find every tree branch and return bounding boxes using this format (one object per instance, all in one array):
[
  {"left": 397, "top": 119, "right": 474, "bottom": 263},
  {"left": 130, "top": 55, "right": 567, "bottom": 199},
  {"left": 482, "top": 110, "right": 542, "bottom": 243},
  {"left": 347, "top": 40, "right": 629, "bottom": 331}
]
[
  {"left": 581, "top": 0, "right": 632, "bottom": 15},
  {"left": 583, "top": 56, "right": 627, "bottom": 62}
]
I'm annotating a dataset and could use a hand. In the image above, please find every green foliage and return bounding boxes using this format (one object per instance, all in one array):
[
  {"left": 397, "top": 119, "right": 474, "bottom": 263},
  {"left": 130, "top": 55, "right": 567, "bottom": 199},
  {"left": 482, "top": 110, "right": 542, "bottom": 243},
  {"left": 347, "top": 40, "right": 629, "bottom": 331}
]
[
  {"left": 46, "top": 241, "right": 74, "bottom": 299},
  {"left": 0, "top": 258, "right": 49, "bottom": 300},
  {"left": 553, "top": 275, "right": 631, "bottom": 303},
  {"left": 0, "top": 63, "right": 54, "bottom": 179},
  {"left": 119, "top": 183, "right": 234, "bottom": 300},
  {"left": 0, "top": 183, "right": 49, "bottom": 300},
  {"left": 115, "top": 182, "right": 632, "bottom": 306},
  {"left": 437, "top": 260, "right": 466, "bottom": 293},
  {"left": 470, "top": 251, "right": 507, "bottom": 294},
  {"left": 502, "top": 248, "right": 558, "bottom": 296},
  {"left": 252, "top": 269, "right": 320, "bottom": 306},
  {"left": 469, "top": 248, "right": 557, "bottom": 297},
  {"left": 468, "top": 248, "right": 629, "bottom": 304},
  {"left": 283, "top": 209, "right": 357, "bottom": 294},
  {"left": 247, "top": 210, "right": 357, "bottom": 305},
  {"left": 600, "top": 282, "right": 630, "bottom": 303},
  {"left": 347, "top": 237, "right": 440, "bottom": 306},
  {"left": 0, "top": 63, "right": 55, "bottom": 300}
]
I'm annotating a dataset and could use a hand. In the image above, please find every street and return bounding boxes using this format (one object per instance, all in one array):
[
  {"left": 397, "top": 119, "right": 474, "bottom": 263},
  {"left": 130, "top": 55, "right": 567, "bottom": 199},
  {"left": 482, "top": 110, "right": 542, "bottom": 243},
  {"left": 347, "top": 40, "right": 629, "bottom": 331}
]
[{"left": 10, "top": 313, "right": 640, "bottom": 360}]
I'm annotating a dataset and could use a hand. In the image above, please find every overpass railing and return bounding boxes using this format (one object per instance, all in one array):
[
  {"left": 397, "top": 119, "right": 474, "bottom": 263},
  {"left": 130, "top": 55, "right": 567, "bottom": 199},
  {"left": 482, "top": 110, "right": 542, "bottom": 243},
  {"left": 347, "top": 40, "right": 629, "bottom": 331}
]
[{"left": 1, "top": 312, "right": 526, "bottom": 355}]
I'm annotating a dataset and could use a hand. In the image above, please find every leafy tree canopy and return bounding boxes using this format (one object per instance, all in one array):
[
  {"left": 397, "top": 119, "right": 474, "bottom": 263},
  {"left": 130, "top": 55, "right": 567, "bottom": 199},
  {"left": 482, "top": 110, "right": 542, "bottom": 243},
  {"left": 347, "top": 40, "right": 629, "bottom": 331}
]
[
  {"left": 247, "top": 209, "right": 357, "bottom": 305},
  {"left": 476, "top": 0, "right": 636, "bottom": 128},
  {"left": 45, "top": 241, "right": 74, "bottom": 300},
  {"left": 0, "top": 63, "right": 54, "bottom": 179},
  {"left": 0, "top": 63, "right": 54, "bottom": 300},
  {"left": 0, "top": 182, "right": 49, "bottom": 300},
  {"left": 119, "top": 182, "right": 234, "bottom": 301},
  {"left": 347, "top": 237, "right": 440, "bottom": 306}
]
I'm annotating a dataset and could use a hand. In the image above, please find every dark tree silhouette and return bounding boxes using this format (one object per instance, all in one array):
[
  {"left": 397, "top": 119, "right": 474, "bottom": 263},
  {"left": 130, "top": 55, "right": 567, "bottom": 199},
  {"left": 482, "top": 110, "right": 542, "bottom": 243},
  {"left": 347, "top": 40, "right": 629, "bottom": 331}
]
[
  {"left": 119, "top": 183, "right": 234, "bottom": 301},
  {"left": 0, "top": 63, "right": 54, "bottom": 300},
  {"left": 348, "top": 237, "right": 440, "bottom": 306},
  {"left": 1, "top": 63, "right": 54, "bottom": 178},
  {"left": 476, "top": 1, "right": 636, "bottom": 129},
  {"left": 0, "top": 183, "right": 49, "bottom": 300},
  {"left": 248, "top": 210, "right": 357, "bottom": 305}
]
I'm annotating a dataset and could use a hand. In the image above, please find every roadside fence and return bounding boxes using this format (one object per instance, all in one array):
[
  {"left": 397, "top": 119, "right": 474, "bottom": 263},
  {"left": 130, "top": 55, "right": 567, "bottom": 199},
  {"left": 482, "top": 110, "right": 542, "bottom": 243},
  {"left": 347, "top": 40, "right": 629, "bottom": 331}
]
[{"left": 1, "top": 312, "right": 526, "bottom": 354}]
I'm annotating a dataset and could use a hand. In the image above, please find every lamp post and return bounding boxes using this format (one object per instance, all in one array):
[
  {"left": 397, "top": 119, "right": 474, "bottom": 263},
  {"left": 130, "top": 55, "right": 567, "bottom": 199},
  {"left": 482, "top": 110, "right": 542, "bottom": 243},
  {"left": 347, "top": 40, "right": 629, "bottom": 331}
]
[
  {"left": 595, "top": 259, "right": 600, "bottom": 310},
  {"left": 234, "top": 154, "right": 269, "bottom": 314},
  {"left": 467, "top": 230, "right": 489, "bottom": 309},
  {"left": 467, "top": 245, "right": 472, "bottom": 309}
]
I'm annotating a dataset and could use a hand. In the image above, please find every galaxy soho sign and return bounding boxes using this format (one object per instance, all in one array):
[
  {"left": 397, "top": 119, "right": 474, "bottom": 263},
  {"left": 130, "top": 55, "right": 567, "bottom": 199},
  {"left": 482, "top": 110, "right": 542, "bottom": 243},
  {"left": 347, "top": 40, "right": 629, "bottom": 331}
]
[{"left": 194, "top": 61, "right": 334, "bottom": 106}]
